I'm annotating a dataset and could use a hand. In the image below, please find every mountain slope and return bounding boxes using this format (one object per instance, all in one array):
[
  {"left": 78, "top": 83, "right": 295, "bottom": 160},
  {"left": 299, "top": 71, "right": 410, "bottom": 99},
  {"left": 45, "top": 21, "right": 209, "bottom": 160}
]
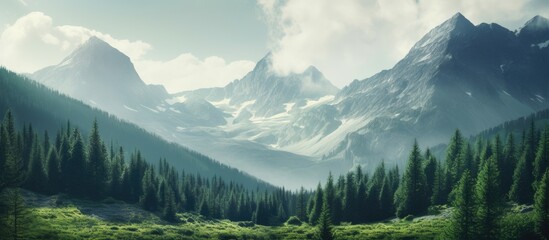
[
  {"left": 277, "top": 13, "right": 549, "bottom": 167},
  {"left": 0, "top": 67, "right": 269, "bottom": 190},
  {"left": 31, "top": 38, "right": 341, "bottom": 188}
]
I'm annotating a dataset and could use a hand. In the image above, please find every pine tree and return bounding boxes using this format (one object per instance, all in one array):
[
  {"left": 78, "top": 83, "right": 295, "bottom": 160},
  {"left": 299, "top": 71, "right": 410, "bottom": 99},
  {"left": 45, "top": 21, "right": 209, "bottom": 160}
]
[
  {"left": 378, "top": 176, "right": 394, "bottom": 219},
  {"left": 199, "top": 198, "right": 211, "bottom": 218},
  {"left": 343, "top": 172, "right": 356, "bottom": 222},
  {"left": 316, "top": 200, "right": 335, "bottom": 240},
  {"left": 501, "top": 133, "right": 517, "bottom": 195},
  {"left": 535, "top": 170, "right": 549, "bottom": 239},
  {"left": 1, "top": 188, "right": 30, "bottom": 240},
  {"left": 395, "top": 140, "right": 427, "bottom": 218},
  {"left": 87, "top": 120, "right": 109, "bottom": 199},
  {"left": 139, "top": 168, "right": 158, "bottom": 211},
  {"left": 46, "top": 146, "right": 61, "bottom": 194},
  {"left": 446, "top": 129, "right": 464, "bottom": 189},
  {"left": 447, "top": 170, "right": 475, "bottom": 240},
  {"left": 309, "top": 183, "right": 324, "bottom": 225},
  {"left": 163, "top": 188, "right": 178, "bottom": 222},
  {"left": 431, "top": 161, "right": 446, "bottom": 205},
  {"left": 475, "top": 156, "right": 502, "bottom": 240},
  {"left": 296, "top": 187, "right": 307, "bottom": 221},
  {"left": 110, "top": 147, "right": 125, "bottom": 199},
  {"left": 324, "top": 173, "right": 338, "bottom": 224},
  {"left": 66, "top": 129, "right": 87, "bottom": 197},
  {"left": 509, "top": 123, "right": 536, "bottom": 204},
  {"left": 23, "top": 136, "right": 48, "bottom": 193},
  {"left": 424, "top": 154, "right": 437, "bottom": 203},
  {"left": 534, "top": 126, "right": 549, "bottom": 185},
  {"left": 1, "top": 111, "right": 25, "bottom": 189}
]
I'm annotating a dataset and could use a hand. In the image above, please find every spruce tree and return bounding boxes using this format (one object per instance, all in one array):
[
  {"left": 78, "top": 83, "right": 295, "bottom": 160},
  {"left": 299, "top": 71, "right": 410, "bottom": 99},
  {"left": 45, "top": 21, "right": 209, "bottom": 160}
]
[
  {"left": 535, "top": 169, "right": 549, "bottom": 239},
  {"left": 534, "top": 126, "right": 549, "bottom": 185},
  {"left": 431, "top": 161, "right": 446, "bottom": 205},
  {"left": 424, "top": 154, "right": 437, "bottom": 203},
  {"left": 324, "top": 173, "right": 338, "bottom": 224},
  {"left": 475, "top": 156, "right": 502, "bottom": 240},
  {"left": 446, "top": 129, "right": 464, "bottom": 189},
  {"left": 163, "top": 188, "right": 178, "bottom": 222},
  {"left": 139, "top": 168, "right": 158, "bottom": 211},
  {"left": 509, "top": 123, "right": 536, "bottom": 204},
  {"left": 316, "top": 200, "right": 335, "bottom": 240},
  {"left": 46, "top": 146, "right": 61, "bottom": 194},
  {"left": 23, "top": 136, "right": 47, "bottom": 193},
  {"left": 67, "top": 129, "right": 87, "bottom": 197},
  {"left": 309, "top": 183, "right": 324, "bottom": 225},
  {"left": 395, "top": 140, "right": 427, "bottom": 218},
  {"left": 87, "top": 120, "right": 109, "bottom": 199},
  {"left": 448, "top": 170, "right": 475, "bottom": 240},
  {"left": 502, "top": 133, "right": 517, "bottom": 195},
  {"left": 1, "top": 188, "right": 30, "bottom": 240},
  {"left": 296, "top": 187, "right": 307, "bottom": 221},
  {"left": 343, "top": 172, "right": 356, "bottom": 222}
]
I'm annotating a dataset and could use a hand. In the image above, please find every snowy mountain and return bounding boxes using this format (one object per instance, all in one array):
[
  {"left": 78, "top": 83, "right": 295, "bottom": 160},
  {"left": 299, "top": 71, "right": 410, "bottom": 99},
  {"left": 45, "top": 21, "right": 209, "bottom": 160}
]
[
  {"left": 31, "top": 38, "right": 342, "bottom": 189},
  {"left": 29, "top": 14, "right": 549, "bottom": 186},
  {"left": 33, "top": 36, "right": 167, "bottom": 114},
  {"left": 277, "top": 13, "right": 549, "bottom": 168}
]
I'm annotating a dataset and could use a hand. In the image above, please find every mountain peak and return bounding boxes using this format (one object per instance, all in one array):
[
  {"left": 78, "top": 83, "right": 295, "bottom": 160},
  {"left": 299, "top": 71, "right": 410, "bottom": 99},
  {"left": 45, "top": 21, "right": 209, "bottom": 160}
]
[
  {"left": 518, "top": 15, "right": 549, "bottom": 44},
  {"left": 522, "top": 15, "right": 549, "bottom": 30},
  {"left": 442, "top": 12, "right": 475, "bottom": 32},
  {"left": 410, "top": 12, "right": 474, "bottom": 52}
]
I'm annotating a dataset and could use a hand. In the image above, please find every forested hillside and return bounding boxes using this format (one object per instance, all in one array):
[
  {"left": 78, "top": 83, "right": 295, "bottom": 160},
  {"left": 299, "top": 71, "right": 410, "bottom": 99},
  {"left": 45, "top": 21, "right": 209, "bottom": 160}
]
[{"left": 0, "top": 68, "right": 268, "bottom": 190}]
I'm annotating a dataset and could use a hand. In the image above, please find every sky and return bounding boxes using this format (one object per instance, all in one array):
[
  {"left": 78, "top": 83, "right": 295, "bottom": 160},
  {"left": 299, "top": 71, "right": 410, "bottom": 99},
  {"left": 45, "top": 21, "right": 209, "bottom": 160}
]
[{"left": 1, "top": 0, "right": 549, "bottom": 93}]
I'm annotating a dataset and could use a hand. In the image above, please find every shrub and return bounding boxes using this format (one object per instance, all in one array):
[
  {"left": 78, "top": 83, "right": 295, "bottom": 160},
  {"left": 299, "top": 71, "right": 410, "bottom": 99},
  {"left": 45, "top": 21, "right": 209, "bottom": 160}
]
[{"left": 285, "top": 216, "right": 302, "bottom": 226}]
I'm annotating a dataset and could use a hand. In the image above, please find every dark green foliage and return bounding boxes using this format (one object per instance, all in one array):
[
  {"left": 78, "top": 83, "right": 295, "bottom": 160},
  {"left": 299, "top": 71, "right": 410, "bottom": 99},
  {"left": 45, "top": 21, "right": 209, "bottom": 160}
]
[
  {"left": 162, "top": 188, "right": 178, "bottom": 223},
  {"left": 309, "top": 184, "right": 324, "bottom": 225},
  {"left": 140, "top": 168, "right": 158, "bottom": 211},
  {"left": 66, "top": 129, "right": 87, "bottom": 197},
  {"left": 424, "top": 153, "right": 437, "bottom": 203},
  {"left": 475, "top": 156, "right": 503, "bottom": 240},
  {"left": 296, "top": 187, "right": 307, "bottom": 221},
  {"left": 23, "top": 137, "right": 47, "bottom": 193},
  {"left": 342, "top": 172, "right": 356, "bottom": 222},
  {"left": 316, "top": 200, "right": 334, "bottom": 240},
  {"left": 0, "top": 68, "right": 270, "bottom": 190},
  {"left": 46, "top": 146, "right": 61, "bottom": 194},
  {"left": 285, "top": 215, "right": 302, "bottom": 225},
  {"left": 87, "top": 120, "right": 109, "bottom": 199},
  {"left": 509, "top": 119, "right": 536, "bottom": 204},
  {"left": 0, "top": 188, "right": 30, "bottom": 240},
  {"left": 448, "top": 170, "right": 475, "bottom": 240},
  {"left": 501, "top": 133, "right": 517, "bottom": 195},
  {"left": 446, "top": 129, "right": 464, "bottom": 190},
  {"left": 431, "top": 160, "right": 446, "bottom": 205},
  {"left": 395, "top": 140, "right": 427, "bottom": 218},
  {"left": 534, "top": 126, "right": 549, "bottom": 185},
  {"left": 534, "top": 170, "right": 549, "bottom": 239}
]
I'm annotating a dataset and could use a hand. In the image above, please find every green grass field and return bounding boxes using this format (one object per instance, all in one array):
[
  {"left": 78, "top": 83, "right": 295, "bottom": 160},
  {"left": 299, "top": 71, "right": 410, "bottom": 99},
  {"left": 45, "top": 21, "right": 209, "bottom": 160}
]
[
  {"left": 10, "top": 191, "right": 535, "bottom": 240},
  {"left": 22, "top": 206, "right": 450, "bottom": 240}
]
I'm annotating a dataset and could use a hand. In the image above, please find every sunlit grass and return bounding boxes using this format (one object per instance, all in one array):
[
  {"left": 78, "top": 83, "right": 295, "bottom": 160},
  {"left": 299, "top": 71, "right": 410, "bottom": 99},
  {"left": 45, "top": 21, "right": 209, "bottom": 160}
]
[{"left": 24, "top": 206, "right": 451, "bottom": 240}]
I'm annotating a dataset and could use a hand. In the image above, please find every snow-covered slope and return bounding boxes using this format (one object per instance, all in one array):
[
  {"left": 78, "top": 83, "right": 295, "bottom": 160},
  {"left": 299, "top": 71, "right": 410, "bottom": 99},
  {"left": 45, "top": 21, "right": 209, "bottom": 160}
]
[
  {"left": 279, "top": 13, "right": 549, "bottom": 168},
  {"left": 31, "top": 37, "right": 341, "bottom": 189}
]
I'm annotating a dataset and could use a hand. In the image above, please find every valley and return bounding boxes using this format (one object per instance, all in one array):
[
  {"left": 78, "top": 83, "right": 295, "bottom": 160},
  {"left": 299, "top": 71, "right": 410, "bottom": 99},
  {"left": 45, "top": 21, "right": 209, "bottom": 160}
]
[{"left": 1, "top": 4, "right": 549, "bottom": 239}]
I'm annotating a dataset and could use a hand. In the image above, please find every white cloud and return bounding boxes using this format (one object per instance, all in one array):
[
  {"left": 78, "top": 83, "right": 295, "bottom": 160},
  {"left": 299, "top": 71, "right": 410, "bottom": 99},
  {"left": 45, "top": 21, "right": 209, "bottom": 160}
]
[
  {"left": 135, "top": 54, "right": 255, "bottom": 93},
  {"left": 0, "top": 11, "right": 255, "bottom": 93},
  {"left": 259, "top": 0, "right": 549, "bottom": 87},
  {"left": 0, "top": 12, "right": 151, "bottom": 73}
]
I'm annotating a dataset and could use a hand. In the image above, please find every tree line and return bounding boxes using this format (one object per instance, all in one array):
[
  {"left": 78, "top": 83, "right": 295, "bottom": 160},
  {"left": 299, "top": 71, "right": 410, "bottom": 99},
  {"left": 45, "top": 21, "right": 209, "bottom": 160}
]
[
  {"left": 299, "top": 119, "right": 549, "bottom": 239},
  {"left": 0, "top": 110, "right": 304, "bottom": 230},
  {"left": 3, "top": 108, "right": 549, "bottom": 239}
]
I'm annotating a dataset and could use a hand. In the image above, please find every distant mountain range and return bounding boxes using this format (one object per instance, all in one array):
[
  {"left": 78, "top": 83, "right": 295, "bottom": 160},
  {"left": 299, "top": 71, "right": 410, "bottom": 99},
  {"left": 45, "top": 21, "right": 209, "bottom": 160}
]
[{"left": 28, "top": 13, "right": 549, "bottom": 187}]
